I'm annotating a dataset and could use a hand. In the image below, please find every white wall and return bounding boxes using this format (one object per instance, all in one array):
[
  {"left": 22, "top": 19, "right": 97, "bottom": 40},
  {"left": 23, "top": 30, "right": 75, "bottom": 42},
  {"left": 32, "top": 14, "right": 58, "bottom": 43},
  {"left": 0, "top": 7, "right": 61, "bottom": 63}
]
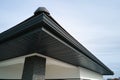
[
  {"left": 0, "top": 54, "right": 80, "bottom": 79},
  {"left": 0, "top": 63, "right": 80, "bottom": 79},
  {"left": 45, "top": 65, "right": 80, "bottom": 79},
  {"left": 80, "top": 67, "right": 103, "bottom": 80},
  {"left": 0, "top": 54, "right": 103, "bottom": 80},
  {"left": 0, "top": 63, "right": 24, "bottom": 79}
]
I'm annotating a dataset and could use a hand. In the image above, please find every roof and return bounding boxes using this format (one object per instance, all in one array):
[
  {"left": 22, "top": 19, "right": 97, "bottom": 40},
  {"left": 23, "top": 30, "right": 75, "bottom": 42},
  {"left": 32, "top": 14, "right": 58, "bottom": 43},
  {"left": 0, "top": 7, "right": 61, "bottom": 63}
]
[{"left": 0, "top": 7, "right": 114, "bottom": 75}]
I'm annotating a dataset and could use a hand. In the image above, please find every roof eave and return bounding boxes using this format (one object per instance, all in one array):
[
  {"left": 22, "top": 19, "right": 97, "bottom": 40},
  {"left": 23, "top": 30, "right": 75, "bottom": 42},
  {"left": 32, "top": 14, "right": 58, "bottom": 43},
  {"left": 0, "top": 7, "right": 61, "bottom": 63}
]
[
  {"left": 41, "top": 13, "right": 114, "bottom": 75},
  {"left": 0, "top": 13, "right": 114, "bottom": 75}
]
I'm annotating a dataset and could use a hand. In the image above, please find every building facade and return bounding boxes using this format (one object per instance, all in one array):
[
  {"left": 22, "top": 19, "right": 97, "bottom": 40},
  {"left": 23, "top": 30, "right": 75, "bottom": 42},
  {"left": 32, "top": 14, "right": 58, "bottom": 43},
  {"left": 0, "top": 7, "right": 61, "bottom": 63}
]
[{"left": 0, "top": 7, "right": 113, "bottom": 80}]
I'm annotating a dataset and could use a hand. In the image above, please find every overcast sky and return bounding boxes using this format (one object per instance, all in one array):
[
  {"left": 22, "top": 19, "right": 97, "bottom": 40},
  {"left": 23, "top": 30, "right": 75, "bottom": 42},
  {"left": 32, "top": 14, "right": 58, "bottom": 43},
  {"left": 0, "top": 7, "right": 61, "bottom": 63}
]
[{"left": 0, "top": 0, "right": 120, "bottom": 79}]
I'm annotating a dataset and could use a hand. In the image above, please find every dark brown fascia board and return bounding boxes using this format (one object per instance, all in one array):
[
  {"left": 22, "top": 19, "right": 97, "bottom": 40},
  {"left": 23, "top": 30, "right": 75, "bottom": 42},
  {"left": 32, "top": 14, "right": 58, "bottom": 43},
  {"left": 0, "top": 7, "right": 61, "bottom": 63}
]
[
  {"left": 0, "top": 13, "right": 114, "bottom": 75},
  {"left": 41, "top": 14, "right": 114, "bottom": 75}
]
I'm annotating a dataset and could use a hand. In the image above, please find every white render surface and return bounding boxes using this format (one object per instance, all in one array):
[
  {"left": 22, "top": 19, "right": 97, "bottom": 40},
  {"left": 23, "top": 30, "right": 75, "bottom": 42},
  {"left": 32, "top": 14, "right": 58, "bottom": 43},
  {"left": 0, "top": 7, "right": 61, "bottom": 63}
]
[
  {"left": 80, "top": 67, "right": 103, "bottom": 80},
  {"left": 0, "top": 63, "right": 24, "bottom": 79},
  {"left": 0, "top": 53, "right": 103, "bottom": 80},
  {"left": 45, "top": 65, "right": 80, "bottom": 79}
]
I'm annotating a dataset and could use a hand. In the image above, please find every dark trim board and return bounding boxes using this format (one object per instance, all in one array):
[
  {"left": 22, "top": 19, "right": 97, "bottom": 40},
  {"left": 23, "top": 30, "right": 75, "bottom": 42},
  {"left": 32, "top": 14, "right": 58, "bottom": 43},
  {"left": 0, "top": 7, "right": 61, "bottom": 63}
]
[{"left": 0, "top": 9, "right": 114, "bottom": 75}]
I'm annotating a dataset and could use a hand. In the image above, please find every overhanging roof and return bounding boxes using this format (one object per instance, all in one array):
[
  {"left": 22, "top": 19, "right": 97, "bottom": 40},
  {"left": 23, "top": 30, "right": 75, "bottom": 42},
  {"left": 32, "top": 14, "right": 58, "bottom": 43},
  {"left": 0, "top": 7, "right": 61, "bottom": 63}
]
[{"left": 0, "top": 7, "right": 114, "bottom": 75}]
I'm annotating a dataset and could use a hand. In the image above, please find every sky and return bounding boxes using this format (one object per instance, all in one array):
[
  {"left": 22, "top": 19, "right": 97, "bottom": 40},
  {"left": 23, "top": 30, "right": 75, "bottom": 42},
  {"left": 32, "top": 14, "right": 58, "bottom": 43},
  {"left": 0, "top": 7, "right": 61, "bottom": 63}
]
[{"left": 0, "top": 0, "right": 120, "bottom": 79}]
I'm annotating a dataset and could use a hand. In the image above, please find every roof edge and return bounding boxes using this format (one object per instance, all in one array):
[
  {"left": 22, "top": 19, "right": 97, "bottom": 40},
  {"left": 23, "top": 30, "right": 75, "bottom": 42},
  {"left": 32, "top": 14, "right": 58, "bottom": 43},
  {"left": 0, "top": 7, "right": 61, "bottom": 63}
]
[
  {"left": 0, "top": 11, "right": 114, "bottom": 75},
  {"left": 41, "top": 13, "right": 114, "bottom": 75}
]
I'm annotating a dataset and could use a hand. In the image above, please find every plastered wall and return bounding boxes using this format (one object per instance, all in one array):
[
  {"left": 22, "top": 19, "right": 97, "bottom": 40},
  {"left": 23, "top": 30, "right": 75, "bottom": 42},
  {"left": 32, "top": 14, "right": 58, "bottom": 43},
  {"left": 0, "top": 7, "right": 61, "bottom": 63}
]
[{"left": 0, "top": 54, "right": 103, "bottom": 80}]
